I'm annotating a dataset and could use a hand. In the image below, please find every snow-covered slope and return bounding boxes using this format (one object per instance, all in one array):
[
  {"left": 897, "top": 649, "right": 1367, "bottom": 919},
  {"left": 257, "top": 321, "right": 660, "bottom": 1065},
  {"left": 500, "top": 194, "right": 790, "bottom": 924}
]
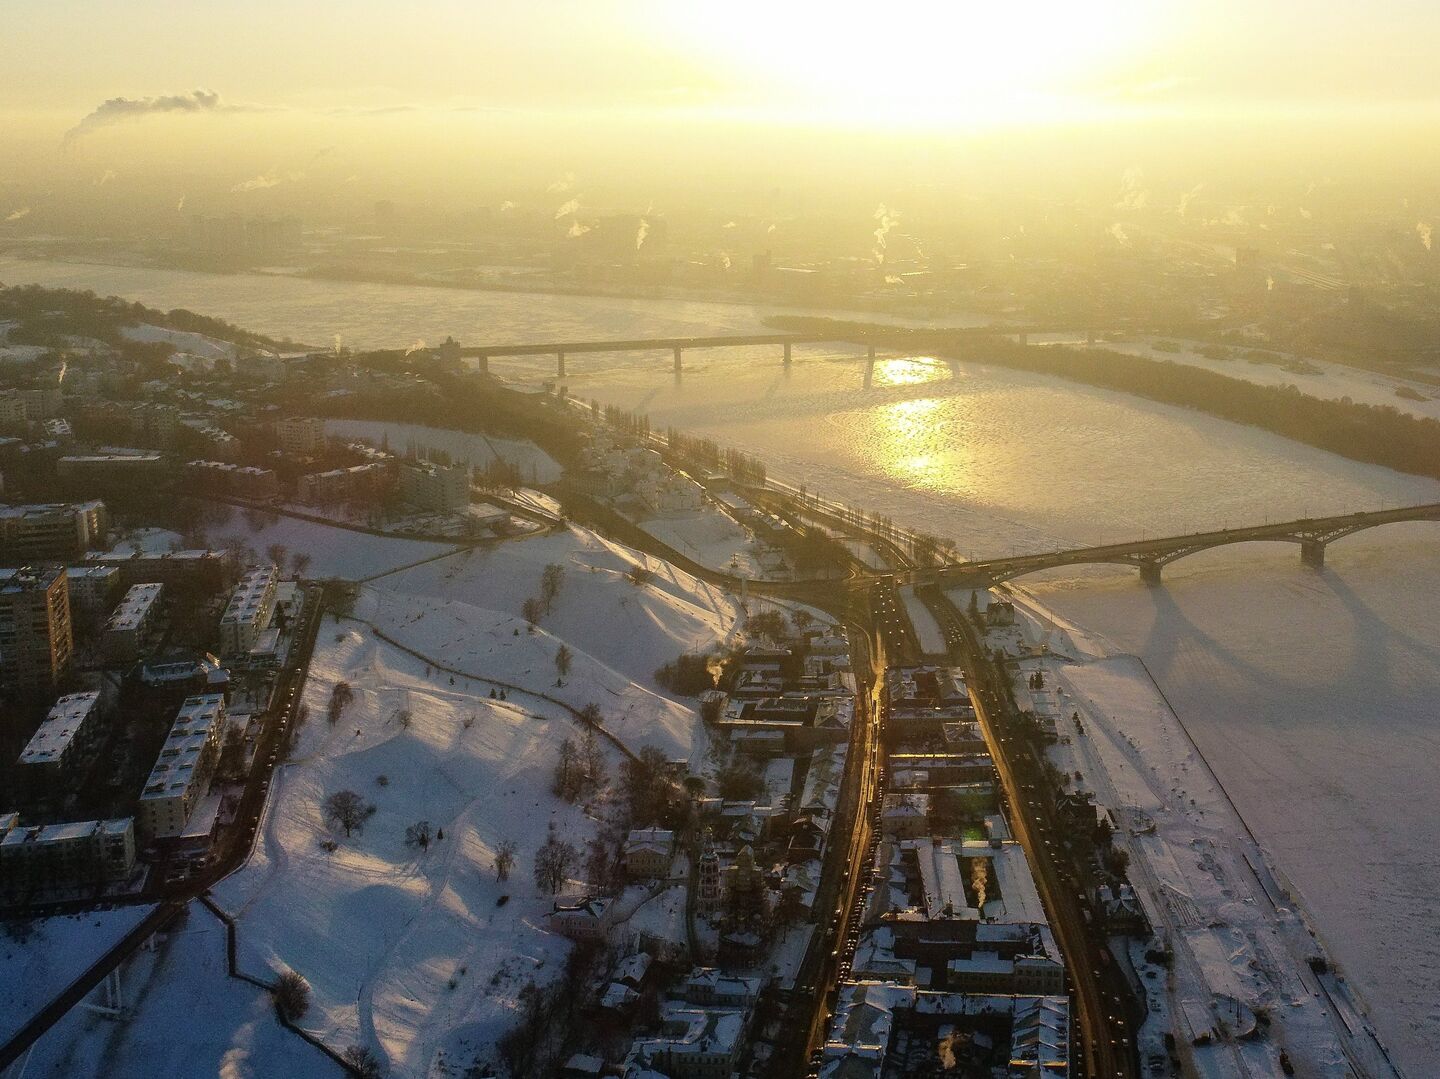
[{"left": 215, "top": 623, "right": 616, "bottom": 1077}]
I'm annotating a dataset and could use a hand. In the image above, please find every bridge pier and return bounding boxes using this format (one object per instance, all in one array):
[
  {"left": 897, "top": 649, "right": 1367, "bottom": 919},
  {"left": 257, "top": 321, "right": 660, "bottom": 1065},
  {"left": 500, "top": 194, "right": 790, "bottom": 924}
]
[
  {"left": 1301, "top": 538, "right": 1326, "bottom": 568},
  {"left": 783, "top": 342, "right": 792, "bottom": 368},
  {"left": 556, "top": 351, "right": 566, "bottom": 379},
  {"left": 476, "top": 353, "right": 489, "bottom": 375},
  {"left": 863, "top": 347, "right": 876, "bottom": 389},
  {"left": 673, "top": 347, "right": 683, "bottom": 375},
  {"left": 1139, "top": 561, "right": 1163, "bottom": 587}
]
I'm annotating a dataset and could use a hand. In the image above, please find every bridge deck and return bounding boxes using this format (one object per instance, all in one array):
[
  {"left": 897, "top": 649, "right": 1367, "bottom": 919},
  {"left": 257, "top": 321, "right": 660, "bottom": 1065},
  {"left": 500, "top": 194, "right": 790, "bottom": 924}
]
[
  {"left": 927, "top": 502, "right": 1440, "bottom": 583},
  {"left": 458, "top": 325, "right": 1077, "bottom": 358}
]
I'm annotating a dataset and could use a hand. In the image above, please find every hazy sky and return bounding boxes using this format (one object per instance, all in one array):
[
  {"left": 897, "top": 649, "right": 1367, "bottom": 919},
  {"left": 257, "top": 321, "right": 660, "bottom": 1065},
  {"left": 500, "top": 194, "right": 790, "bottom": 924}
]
[
  {"left": 6, "top": 1, "right": 1440, "bottom": 128},
  {"left": 4, "top": 1, "right": 1439, "bottom": 222}
]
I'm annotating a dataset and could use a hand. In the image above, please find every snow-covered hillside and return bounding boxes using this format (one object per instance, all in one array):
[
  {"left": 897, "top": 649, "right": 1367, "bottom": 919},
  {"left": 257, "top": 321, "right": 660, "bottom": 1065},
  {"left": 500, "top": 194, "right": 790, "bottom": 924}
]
[
  {"left": 205, "top": 525, "right": 741, "bottom": 1076},
  {"left": 215, "top": 623, "right": 615, "bottom": 1077}
]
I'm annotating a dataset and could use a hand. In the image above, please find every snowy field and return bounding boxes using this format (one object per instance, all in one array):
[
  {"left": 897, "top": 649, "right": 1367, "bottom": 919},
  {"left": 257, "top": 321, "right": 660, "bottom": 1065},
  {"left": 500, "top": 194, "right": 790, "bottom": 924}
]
[
  {"left": 212, "top": 622, "right": 611, "bottom": 1077},
  {"left": 121, "top": 323, "right": 245, "bottom": 364},
  {"left": 640, "top": 507, "right": 766, "bottom": 578},
  {"left": 206, "top": 513, "right": 456, "bottom": 581},
  {"left": 366, "top": 526, "right": 741, "bottom": 761},
  {"left": 198, "top": 525, "right": 740, "bottom": 1076},
  {"left": 0, "top": 906, "right": 154, "bottom": 1045},
  {"left": 21, "top": 903, "right": 335, "bottom": 1078},
  {"left": 324, "top": 418, "right": 562, "bottom": 486}
]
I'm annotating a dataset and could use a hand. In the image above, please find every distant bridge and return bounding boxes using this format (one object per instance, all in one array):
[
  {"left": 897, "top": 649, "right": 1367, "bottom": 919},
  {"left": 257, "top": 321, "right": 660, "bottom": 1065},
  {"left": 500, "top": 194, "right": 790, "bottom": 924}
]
[
  {"left": 906, "top": 503, "right": 1440, "bottom": 588},
  {"left": 462, "top": 326, "right": 1097, "bottom": 380}
]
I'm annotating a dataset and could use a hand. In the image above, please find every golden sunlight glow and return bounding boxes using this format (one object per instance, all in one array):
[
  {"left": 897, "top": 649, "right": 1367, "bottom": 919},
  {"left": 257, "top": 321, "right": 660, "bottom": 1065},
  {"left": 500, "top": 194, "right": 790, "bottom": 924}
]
[
  {"left": 868, "top": 395, "right": 960, "bottom": 491},
  {"left": 667, "top": 1, "right": 1167, "bottom": 126},
  {"left": 869, "top": 357, "right": 953, "bottom": 388}
]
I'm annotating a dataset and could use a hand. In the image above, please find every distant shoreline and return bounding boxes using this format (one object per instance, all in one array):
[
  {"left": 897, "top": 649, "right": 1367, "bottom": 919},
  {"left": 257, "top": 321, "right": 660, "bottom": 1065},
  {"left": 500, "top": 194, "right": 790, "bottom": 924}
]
[{"left": 0, "top": 247, "right": 987, "bottom": 327}]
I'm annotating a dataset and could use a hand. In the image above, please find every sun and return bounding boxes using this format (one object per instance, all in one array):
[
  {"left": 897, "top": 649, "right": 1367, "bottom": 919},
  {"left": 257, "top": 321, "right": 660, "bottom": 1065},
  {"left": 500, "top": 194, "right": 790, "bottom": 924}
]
[{"left": 662, "top": 1, "right": 1166, "bottom": 127}]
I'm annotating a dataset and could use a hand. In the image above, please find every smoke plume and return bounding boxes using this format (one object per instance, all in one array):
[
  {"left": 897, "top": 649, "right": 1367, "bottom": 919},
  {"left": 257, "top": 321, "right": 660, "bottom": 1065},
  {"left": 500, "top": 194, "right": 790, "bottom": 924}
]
[
  {"left": 566, "top": 220, "right": 591, "bottom": 238},
  {"left": 232, "top": 173, "right": 282, "bottom": 193},
  {"left": 1417, "top": 222, "right": 1433, "bottom": 251},
  {"left": 635, "top": 218, "right": 650, "bottom": 251},
  {"left": 94, "top": 169, "right": 117, "bottom": 187},
  {"left": 872, "top": 203, "right": 900, "bottom": 264},
  {"left": 1177, "top": 183, "right": 1204, "bottom": 218},
  {"left": 404, "top": 339, "right": 427, "bottom": 356},
  {"left": 63, "top": 89, "right": 227, "bottom": 144},
  {"left": 1116, "top": 168, "right": 1149, "bottom": 211},
  {"left": 554, "top": 198, "right": 580, "bottom": 220},
  {"left": 4, "top": 207, "right": 31, "bottom": 223}
]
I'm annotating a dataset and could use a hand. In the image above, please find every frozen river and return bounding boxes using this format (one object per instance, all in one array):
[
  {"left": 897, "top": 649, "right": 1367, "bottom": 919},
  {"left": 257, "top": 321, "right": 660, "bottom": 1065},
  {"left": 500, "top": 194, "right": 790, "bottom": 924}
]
[{"left": 5, "top": 255, "right": 1438, "bottom": 1071}]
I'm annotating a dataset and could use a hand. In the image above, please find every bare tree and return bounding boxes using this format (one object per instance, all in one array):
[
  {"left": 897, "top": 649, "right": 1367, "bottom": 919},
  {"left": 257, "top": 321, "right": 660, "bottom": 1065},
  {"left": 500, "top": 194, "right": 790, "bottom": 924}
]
[
  {"left": 291, "top": 551, "right": 313, "bottom": 578},
  {"left": 265, "top": 543, "right": 289, "bottom": 572},
  {"left": 521, "top": 597, "right": 542, "bottom": 628},
  {"left": 540, "top": 562, "right": 566, "bottom": 613},
  {"left": 405, "top": 820, "right": 433, "bottom": 851},
  {"left": 584, "top": 834, "right": 615, "bottom": 891},
  {"left": 341, "top": 1045, "right": 383, "bottom": 1079},
  {"left": 394, "top": 708, "right": 412, "bottom": 729},
  {"left": 324, "top": 789, "right": 373, "bottom": 838},
  {"left": 533, "top": 823, "right": 577, "bottom": 894},
  {"left": 328, "top": 681, "right": 354, "bottom": 726},
  {"left": 580, "top": 727, "right": 607, "bottom": 797},
  {"left": 494, "top": 839, "right": 518, "bottom": 881},
  {"left": 554, "top": 644, "right": 572, "bottom": 685},
  {"left": 274, "top": 970, "right": 311, "bottom": 1021},
  {"left": 553, "top": 737, "right": 581, "bottom": 802}
]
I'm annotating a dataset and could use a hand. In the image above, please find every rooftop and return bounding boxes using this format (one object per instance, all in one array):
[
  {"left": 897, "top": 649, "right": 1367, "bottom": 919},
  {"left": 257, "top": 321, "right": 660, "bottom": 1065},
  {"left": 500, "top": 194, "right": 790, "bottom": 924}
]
[
  {"left": 105, "top": 582, "right": 164, "bottom": 633},
  {"left": 19, "top": 691, "right": 102, "bottom": 766}
]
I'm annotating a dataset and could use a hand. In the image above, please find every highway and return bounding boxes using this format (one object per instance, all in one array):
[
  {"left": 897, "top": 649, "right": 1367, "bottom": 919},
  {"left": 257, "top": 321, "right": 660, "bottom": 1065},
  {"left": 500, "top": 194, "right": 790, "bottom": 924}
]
[{"left": 920, "top": 585, "right": 1138, "bottom": 1079}]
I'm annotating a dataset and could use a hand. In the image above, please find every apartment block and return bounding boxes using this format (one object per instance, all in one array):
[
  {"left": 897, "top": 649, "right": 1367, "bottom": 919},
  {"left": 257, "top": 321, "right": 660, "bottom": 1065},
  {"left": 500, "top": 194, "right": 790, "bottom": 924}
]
[
  {"left": 102, "top": 582, "right": 164, "bottom": 664},
  {"left": 0, "top": 500, "right": 109, "bottom": 562},
  {"left": 218, "top": 565, "right": 278, "bottom": 656},
  {"left": 277, "top": 415, "right": 326, "bottom": 456},
  {"left": 398, "top": 459, "right": 470, "bottom": 512},
  {"left": 0, "top": 565, "right": 73, "bottom": 697},
  {"left": 0, "top": 815, "right": 136, "bottom": 898},
  {"left": 136, "top": 694, "right": 225, "bottom": 841}
]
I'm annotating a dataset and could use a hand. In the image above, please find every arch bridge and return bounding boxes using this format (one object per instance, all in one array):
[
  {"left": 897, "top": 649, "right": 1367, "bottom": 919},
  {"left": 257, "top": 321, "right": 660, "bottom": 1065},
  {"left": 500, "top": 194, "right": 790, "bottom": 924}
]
[{"left": 910, "top": 502, "right": 1440, "bottom": 588}]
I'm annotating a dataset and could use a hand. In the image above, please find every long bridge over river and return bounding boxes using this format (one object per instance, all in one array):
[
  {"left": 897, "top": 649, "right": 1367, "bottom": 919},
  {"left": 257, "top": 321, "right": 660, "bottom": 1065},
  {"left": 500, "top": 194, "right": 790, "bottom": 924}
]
[
  {"left": 461, "top": 325, "right": 1094, "bottom": 381},
  {"left": 902, "top": 502, "right": 1440, "bottom": 588}
]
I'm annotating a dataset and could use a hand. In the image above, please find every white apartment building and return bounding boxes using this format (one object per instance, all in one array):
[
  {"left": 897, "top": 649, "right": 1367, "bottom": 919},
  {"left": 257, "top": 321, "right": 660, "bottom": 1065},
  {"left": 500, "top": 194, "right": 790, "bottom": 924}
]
[
  {"left": 19, "top": 690, "right": 104, "bottom": 776},
  {"left": 398, "top": 459, "right": 470, "bottom": 512},
  {"left": 102, "top": 582, "right": 164, "bottom": 664},
  {"left": 137, "top": 694, "right": 225, "bottom": 840},
  {"left": 218, "top": 565, "right": 278, "bottom": 656},
  {"left": 277, "top": 415, "right": 326, "bottom": 457}
]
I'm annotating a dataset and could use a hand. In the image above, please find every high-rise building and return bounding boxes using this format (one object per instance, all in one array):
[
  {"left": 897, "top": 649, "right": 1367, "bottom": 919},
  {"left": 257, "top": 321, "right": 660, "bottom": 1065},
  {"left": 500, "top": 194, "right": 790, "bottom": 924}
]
[
  {"left": 398, "top": 459, "right": 470, "bottom": 512},
  {"left": 276, "top": 416, "right": 326, "bottom": 457},
  {"left": 0, "top": 566, "right": 73, "bottom": 698}
]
